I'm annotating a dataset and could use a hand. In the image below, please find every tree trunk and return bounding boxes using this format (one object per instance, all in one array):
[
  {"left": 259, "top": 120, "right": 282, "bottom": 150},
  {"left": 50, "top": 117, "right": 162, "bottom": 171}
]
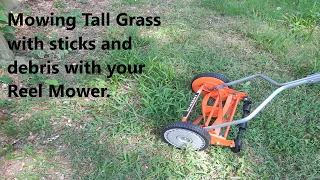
[
  {"left": 0, "top": 0, "right": 19, "bottom": 65},
  {"left": 0, "top": 33, "right": 14, "bottom": 64},
  {"left": 0, "top": 0, "right": 19, "bottom": 11}
]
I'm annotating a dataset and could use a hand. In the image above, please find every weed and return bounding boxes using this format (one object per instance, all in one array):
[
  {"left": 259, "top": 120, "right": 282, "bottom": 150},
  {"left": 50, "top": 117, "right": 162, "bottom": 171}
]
[
  {"left": 21, "top": 74, "right": 46, "bottom": 86},
  {"left": 3, "top": 119, "right": 18, "bottom": 136},
  {"left": 0, "top": 75, "right": 12, "bottom": 84},
  {"left": 54, "top": 0, "right": 66, "bottom": 10},
  {"left": 80, "top": 0, "right": 87, "bottom": 4},
  {"left": 26, "top": 50, "right": 46, "bottom": 59},
  {"left": 120, "top": 0, "right": 144, "bottom": 5},
  {"left": 281, "top": 11, "right": 320, "bottom": 36},
  {"left": 56, "top": 49, "right": 72, "bottom": 59},
  {"left": 0, "top": 5, "right": 16, "bottom": 40},
  {"left": 24, "top": 9, "right": 32, "bottom": 16}
]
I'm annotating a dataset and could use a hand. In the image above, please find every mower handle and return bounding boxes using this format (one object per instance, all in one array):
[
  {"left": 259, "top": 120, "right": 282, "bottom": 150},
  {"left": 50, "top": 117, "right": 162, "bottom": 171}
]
[{"left": 203, "top": 73, "right": 320, "bottom": 130}]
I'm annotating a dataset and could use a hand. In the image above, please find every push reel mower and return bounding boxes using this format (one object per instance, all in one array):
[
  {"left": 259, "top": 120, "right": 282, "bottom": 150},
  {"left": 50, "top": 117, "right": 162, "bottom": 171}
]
[{"left": 161, "top": 72, "right": 320, "bottom": 152}]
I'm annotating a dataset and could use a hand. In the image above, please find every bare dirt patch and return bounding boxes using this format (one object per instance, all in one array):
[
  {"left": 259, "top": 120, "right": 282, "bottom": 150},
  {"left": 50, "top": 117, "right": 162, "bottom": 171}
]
[{"left": 0, "top": 142, "right": 73, "bottom": 179}]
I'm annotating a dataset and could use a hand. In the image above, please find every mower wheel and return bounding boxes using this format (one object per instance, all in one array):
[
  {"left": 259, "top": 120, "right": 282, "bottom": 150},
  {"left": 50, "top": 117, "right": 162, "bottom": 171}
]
[
  {"left": 190, "top": 72, "right": 232, "bottom": 93},
  {"left": 231, "top": 142, "right": 241, "bottom": 153},
  {"left": 161, "top": 122, "right": 211, "bottom": 151}
]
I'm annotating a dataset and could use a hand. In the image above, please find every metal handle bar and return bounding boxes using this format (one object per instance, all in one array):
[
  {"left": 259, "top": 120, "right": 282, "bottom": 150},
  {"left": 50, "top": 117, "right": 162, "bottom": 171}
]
[{"left": 203, "top": 73, "right": 320, "bottom": 131}]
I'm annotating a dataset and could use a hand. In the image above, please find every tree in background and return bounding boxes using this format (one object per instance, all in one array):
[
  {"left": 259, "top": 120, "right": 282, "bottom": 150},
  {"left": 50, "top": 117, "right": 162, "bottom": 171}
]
[{"left": 0, "top": 0, "right": 18, "bottom": 64}]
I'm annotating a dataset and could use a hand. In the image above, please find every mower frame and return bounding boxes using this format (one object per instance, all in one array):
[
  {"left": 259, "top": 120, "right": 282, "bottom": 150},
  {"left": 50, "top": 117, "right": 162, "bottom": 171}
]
[
  {"left": 162, "top": 73, "right": 319, "bottom": 151},
  {"left": 202, "top": 73, "right": 320, "bottom": 130}
]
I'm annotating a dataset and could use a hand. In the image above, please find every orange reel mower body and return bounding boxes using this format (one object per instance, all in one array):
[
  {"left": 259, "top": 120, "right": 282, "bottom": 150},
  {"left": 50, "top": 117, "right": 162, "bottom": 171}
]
[
  {"left": 162, "top": 73, "right": 249, "bottom": 152},
  {"left": 187, "top": 78, "right": 248, "bottom": 148},
  {"left": 161, "top": 72, "right": 320, "bottom": 152}
]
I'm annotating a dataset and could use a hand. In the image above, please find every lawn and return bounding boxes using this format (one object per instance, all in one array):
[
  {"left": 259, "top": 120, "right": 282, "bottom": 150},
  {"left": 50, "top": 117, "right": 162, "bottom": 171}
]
[{"left": 0, "top": 0, "right": 319, "bottom": 179}]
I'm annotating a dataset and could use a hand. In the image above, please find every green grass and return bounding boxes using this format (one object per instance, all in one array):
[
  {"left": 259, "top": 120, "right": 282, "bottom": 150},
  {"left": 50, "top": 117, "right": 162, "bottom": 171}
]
[
  {"left": 0, "top": 0, "right": 319, "bottom": 179},
  {"left": 202, "top": 0, "right": 319, "bottom": 20},
  {"left": 202, "top": 0, "right": 320, "bottom": 75}
]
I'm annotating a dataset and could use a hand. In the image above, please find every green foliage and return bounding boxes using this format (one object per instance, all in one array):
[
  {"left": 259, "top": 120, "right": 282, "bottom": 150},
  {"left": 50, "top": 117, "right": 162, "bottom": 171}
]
[
  {"left": 2, "top": 119, "right": 18, "bottom": 136},
  {"left": 202, "top": 0, "right": 319, "bottom": 20},
  {"left": 0, "top": 99, "right": 12, "bottom": 108},
  {"left": 0, "top": 11, "right": 7, "bottom": 22},
  {"left": 53, "top": 0, "right": 66, "bottom": 10},
  {"left": 56, "top": 49, "right": 72, "bottom": 59},
  {"left": 22, "top": 73, "right": 47, "bottom": 86},
  {"left": 26, "top": 50, "right": 46, "bottom": 59},
  {"left": 120, "top": 0, "right": 144, "bottom": 5},
  {"left": 80, "top": 0, "right": 87, "bottom": 4},
  {"left": 0, "top": 143, "right": 14, "bottom": 157},
  {"left": 24, "top": 9, "right": 32, "bottom": 16},
  {"left": 282, "top": 11, "right": 320, "bottom": 33},
  {"left": 44, "top": 79, "right": 59, "bottom": 86},
  {"left": 0, "top": 75, "right": 12, "bottom": 84},
  {"left": 0, "top": 5, "right": 16, "bottom": 40}
]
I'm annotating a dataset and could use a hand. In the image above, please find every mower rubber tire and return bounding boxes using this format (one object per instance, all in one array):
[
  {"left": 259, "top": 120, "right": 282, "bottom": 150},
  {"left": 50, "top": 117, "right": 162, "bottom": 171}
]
[{"left": 161, "top": 122, "right": 211, "bottom": 151}]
